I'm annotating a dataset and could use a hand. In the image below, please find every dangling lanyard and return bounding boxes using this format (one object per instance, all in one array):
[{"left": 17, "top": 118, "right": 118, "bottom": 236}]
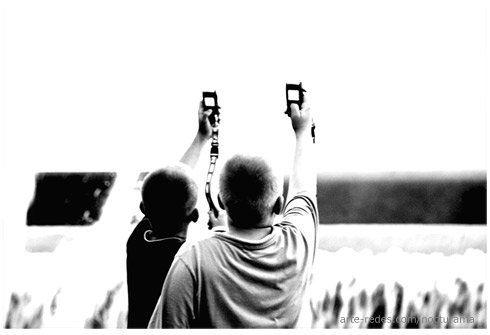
[
  {"left": 203, "top": 91, "right": 221, "bottom": 218},
  {"left": 205, "top": 119, "right": 219, "bottom": 217}
]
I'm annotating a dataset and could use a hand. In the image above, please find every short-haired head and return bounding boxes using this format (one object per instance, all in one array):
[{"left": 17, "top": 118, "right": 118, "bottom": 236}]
[
  {"left": 218, "top": 154, "right": 283, "bottom": 228},
  {"left": 141, "top": 163, "right": 198, "bottom": 231}
]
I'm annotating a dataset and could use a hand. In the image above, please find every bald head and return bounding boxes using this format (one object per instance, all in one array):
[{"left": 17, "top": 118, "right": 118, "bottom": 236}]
[
  {"left": 141, "top": 163, "right": 198, "bottom": 227},
  {"left": 219, "top": 154, "right": 283, "bottom": 228}
]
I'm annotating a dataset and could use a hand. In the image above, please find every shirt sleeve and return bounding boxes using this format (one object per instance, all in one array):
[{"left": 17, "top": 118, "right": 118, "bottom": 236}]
[
  {"left": 147, "top": 295, "right": 163, "bottom": 328},
  {"left": 148, "top": 257, "right": 196, "bottom": 328},
  {"left": 279, "top": 191, "right": 319, "bottom": 258}
]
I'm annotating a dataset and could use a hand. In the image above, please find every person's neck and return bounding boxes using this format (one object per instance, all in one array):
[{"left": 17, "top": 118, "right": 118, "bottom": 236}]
[
  {"left": 147, "top": 217, "right": 188, "bottom": 240},
  {"left": 150, "top": 228, "right": 187, "bottom": 241},
  {"left": 227, "top": 218, "right": 274, "bottom": 241}
]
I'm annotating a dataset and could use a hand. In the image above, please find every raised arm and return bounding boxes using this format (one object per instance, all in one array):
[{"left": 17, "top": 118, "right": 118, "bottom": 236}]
[
  {"left": 179, "top": 101, "right": 213, "bottom": 168},
  {"left": 286, "top": 98, "right": 316, "bottom": 202}
]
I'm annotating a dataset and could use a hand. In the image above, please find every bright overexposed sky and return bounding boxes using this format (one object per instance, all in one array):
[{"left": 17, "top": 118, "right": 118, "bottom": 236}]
[{"left": 1, "top": 0, "right": 487, "bottom": 174}]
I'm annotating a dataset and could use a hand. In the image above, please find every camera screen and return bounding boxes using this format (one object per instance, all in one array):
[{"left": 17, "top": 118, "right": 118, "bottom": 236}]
[
  {"left": 288, "top": 90, "right": 299, "bottom": 101},
  {"left": 204, "top": 97, "right": 216, "bottom": 107}
]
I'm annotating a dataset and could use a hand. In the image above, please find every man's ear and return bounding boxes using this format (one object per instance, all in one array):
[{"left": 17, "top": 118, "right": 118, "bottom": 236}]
[
  {"left": 272, "top": 196, "right": 284, "bottom": 215},
  {"left": 189, "top": 208, "right": 199, "bottom": 223},
  {"left": 139, "top": 202, "right": 146, "bottom": 215},
  {"left": 217, "top": 194, "right": 225, "bottom": 210}
]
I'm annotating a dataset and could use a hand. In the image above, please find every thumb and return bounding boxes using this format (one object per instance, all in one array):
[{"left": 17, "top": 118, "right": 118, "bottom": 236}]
[
  {"left": 290, "top": 103, "right": 300, "bottom": 118},
  {"left": 202, "top": 109, "right": 212, "bottom": 119}
]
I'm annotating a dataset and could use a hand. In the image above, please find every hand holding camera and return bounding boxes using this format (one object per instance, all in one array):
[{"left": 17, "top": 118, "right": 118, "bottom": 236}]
[{"left": 285, "top": 82, "right": 315, "bottom": 143}]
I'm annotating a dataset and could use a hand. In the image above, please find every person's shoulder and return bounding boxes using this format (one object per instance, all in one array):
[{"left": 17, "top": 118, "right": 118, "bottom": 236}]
[
  {"left": 126, "top": 218, "right": 151, "bottom": 247},
  {"left": 279, "top": 190, "right": 319, "bottom": 229},
  {"left": 174, "top": 235, "right": 221, "bottom": 258},
  {"left": 285, "top": 191, "right": 317, "bottom": 209}
]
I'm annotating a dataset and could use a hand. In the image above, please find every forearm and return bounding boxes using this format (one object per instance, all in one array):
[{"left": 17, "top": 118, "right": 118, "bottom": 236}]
[
  {"left": 287, "top": 131, "right": 316, "bottom": 201},
  {"left": 179, "top": 133, "right": 208, "bottom": 169}
]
